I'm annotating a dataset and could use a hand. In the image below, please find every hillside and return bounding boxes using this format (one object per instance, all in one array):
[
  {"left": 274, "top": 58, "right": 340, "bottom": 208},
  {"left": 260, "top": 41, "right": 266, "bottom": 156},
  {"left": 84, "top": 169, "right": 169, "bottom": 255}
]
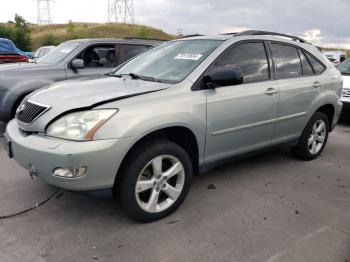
[
  {"left": 1, "top": 22, "right": 175, "bottom": 50},
  {"left": 30, "top": 22, "right": 175, "bottom": 50}
]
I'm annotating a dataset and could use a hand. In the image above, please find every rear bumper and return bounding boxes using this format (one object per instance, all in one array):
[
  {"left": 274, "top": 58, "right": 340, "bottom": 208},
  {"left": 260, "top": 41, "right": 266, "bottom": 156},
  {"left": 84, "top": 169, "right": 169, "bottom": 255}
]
[{"left": 5, "top": 120, "right": 133, "bottom": 191}]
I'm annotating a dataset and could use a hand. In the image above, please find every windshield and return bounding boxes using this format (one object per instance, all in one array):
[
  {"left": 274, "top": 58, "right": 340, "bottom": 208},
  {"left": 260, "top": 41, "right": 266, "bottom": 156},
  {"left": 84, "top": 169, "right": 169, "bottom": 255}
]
[
  {"left": 112, "top": 39, "right": 223, "bottom": 83},
  {"left": 37, "top": 42, "right": 80, "bottom": 64},
  {"left": 337, "top": 58, "right": 350, "bottom": 74}
]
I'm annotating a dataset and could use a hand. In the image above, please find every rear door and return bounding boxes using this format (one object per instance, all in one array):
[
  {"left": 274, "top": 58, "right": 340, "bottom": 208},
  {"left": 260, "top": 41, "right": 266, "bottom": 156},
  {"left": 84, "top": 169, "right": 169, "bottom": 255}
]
[
  {"left": 204, "top": 41, "right": 279, "bottom": 163},
  {"left": 269, "top": 42, "right": 324, "bottom": 143}
]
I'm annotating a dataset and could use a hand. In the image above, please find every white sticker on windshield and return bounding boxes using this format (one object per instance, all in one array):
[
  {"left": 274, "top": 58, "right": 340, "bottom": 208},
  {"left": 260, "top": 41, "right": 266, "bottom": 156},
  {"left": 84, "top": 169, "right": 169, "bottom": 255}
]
[
  {"left": 174, "top": 53, "right": 203, "bottom": 61},
  {"left": 60, "top": 48, "right": 72, "bottom": 53}
]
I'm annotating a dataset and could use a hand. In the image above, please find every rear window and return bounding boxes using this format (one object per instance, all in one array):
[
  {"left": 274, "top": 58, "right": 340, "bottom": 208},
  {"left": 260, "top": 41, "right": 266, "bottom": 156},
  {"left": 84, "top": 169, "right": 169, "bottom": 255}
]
[{"left": 271, "top": 43, "right": 302, "bottom": 79}]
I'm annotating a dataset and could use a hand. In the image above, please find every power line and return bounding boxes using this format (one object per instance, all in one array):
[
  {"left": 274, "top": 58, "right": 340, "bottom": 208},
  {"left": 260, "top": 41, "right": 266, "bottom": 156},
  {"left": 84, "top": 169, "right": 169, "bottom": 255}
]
[
  {"left": 36, "top": 0, "right": 53, "bottom": 25},
  {"left": 108, "top": 0, "right": 134, "bottom": 24}
]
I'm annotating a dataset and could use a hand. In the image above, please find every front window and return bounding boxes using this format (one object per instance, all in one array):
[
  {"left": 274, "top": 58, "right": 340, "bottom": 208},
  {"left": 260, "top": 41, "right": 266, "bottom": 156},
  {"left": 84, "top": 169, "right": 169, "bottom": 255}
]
[
  {"left": 112, "top": 40, "right": 223, "bottom": 83},
  {"left": 37, "top": 42, "right": 80, "bottom": 65},
  {"left": 337, "top": 58, "right": 350, "bottom": 75}
]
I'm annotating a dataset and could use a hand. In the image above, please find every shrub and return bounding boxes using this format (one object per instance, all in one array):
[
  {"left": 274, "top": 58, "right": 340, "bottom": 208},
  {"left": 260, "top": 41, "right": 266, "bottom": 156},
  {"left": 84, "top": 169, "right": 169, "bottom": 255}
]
[{"left": 41, "top": 33, "right": 59, "bottom": 46}]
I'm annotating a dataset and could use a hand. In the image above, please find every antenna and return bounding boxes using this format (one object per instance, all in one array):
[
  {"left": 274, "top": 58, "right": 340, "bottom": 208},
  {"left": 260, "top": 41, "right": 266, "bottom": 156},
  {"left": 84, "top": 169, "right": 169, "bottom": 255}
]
[
  {"left": 36, "top": 0, "right": 53, "bottom": 25},
  {"left": 108, "top": 0, "right": 135, "bottom": 24}
]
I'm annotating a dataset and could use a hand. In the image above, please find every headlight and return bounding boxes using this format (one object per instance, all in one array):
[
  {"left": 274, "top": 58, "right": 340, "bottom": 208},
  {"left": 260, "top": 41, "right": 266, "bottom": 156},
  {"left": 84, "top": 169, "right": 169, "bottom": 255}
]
[{"left": 46, "top": 109, "right": 117, "bottom": 141}]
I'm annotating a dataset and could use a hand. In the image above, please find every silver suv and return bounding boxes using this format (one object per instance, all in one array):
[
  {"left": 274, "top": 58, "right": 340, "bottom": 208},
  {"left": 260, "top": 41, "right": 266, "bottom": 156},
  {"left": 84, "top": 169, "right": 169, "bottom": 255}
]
[{"left": 4, "top": 31, "right": 343, "bottom": 222}]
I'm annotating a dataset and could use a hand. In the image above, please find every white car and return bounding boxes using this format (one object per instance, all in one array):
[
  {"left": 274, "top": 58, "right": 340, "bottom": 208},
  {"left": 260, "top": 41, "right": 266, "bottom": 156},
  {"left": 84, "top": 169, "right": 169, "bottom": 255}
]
[
  {"left": 337, "top": 58, "right": 350, "bottom": 111},
  {"left": 29, "top": 45, "right": 56, "bottom": 62}
]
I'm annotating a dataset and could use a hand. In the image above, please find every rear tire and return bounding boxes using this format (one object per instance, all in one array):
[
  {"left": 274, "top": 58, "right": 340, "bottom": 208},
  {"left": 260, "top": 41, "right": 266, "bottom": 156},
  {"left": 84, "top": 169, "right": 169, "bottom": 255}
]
[
  {"left": 291, "top": 112, "right": 329, "bottom": 161},
  {"left": 116, "top": 139, "right": 193, "bottom": 222}
]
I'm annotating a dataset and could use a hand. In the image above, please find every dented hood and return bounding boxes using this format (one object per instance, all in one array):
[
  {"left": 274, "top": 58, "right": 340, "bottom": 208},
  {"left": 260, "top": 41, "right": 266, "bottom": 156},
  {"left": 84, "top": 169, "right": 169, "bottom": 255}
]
[{"left": 18, "top": 75, "right": 169, "bottom": 132}]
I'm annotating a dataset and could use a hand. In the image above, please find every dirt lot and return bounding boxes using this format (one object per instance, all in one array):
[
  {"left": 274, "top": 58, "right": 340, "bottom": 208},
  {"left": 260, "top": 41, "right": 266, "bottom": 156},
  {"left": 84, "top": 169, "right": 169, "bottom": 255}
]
[{"left": 0, "top": 115, "right": 349, "bottom": 262}]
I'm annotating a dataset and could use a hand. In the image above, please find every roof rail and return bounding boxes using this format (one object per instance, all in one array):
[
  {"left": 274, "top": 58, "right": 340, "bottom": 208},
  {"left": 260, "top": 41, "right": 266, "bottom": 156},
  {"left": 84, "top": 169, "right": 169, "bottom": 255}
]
[
  {"left": 236, "top": 30, "right": 308, "bottom": 43},
  {"left": 220, "top": 32, "right": 238, "bottom": 36},
  {"left": 123, "top": 37, "right": 167, "bottom": 42},
  {"left": 178, "top": 34, "right": 205, "bottom": 39}
]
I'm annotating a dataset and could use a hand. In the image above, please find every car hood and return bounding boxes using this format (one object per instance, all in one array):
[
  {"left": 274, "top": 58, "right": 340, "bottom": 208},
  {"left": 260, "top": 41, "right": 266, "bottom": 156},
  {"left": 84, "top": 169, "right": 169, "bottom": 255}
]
[{"left": 18, "top": 75, "right": 170, "bottom": 132}]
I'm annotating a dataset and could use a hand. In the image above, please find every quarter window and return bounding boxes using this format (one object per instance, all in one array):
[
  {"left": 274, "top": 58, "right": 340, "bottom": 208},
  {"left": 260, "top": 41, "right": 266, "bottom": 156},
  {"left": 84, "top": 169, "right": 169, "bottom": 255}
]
[
  {"left": 214, "top": 42, "right": 269, "bottom": 84},
  {"left": 298, "top": 49, "right": 314, "bottom": 76},
  {"left": 271, "top": 43, "right": 302, "bottom": 79},
  {"left": 305, "top": 52, "right": 325, "bottom": 74}
]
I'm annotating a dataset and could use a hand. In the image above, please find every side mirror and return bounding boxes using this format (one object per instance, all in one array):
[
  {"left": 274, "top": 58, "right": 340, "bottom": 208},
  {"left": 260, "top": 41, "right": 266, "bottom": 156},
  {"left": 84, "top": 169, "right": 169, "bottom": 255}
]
[
  {"left": 203, "top": 66, "right": 243, "bottom": 88},
  {"left": 71, "top": 59, "right": 84, "bottom": 70}
]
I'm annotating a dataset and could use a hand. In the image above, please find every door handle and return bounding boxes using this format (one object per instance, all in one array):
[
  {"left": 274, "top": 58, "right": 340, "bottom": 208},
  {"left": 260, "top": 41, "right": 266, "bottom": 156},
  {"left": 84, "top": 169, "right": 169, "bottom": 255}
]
[
  {"left": 312, "top": 81, "right": 321, "bottom": 88},
  {"left": 264, "top": 87, "right": 278, "bottom": 96}
]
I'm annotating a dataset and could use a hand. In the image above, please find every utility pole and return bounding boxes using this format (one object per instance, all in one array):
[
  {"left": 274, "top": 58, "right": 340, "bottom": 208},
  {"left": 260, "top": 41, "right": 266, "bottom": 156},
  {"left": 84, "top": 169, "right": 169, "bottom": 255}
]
[
  {"left": 108, "top": 0, "right": 135, "bottom": 24},
  {"left": 36, "top": 0, "right": 53, "bottom": 25}
]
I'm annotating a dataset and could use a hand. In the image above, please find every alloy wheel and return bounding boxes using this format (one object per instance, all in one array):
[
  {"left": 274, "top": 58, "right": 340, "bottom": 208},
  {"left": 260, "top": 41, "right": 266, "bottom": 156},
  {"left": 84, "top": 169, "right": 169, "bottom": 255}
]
[
  {"left": 135, "top": 155, "right": 185, "bottom": 213},
  {"left": 308, "top": 119, "right": 326, "bottom": 155}
]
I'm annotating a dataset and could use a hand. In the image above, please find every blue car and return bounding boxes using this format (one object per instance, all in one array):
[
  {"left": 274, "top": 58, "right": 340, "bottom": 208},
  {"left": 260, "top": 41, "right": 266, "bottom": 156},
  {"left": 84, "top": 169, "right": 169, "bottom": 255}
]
[{"left": 0, "top": 38, "right": 33, "bottom": 63}]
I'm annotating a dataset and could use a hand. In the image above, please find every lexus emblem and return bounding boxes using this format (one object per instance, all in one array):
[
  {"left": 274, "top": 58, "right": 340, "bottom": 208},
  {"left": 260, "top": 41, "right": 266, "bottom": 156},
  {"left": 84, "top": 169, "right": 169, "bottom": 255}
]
[{"left": 16, "top": 104, "right": 26, "bottom": 115}]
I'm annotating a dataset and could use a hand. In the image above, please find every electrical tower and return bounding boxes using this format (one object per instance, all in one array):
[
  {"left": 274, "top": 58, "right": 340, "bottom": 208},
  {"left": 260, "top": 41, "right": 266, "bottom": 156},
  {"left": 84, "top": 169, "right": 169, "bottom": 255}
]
[
  {"left": 108, "top": 0, "right": 135, "bottom": 24},
  {"left": 36, "top": 0, "right": 53, "bottom": 25}
]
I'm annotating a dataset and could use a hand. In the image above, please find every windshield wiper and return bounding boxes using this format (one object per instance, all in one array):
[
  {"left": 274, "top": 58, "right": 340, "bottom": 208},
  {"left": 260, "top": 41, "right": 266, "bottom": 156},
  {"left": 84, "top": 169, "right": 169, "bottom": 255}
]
[{"left": 112, "top": 73, "right": 162, "bottom": 82}]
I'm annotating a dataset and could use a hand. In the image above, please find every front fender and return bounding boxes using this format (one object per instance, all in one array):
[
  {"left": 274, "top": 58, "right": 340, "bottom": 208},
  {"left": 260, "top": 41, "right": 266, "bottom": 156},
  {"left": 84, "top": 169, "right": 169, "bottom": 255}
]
[{"left": 94, "top": 89, "right": 207, "bottom": 162}]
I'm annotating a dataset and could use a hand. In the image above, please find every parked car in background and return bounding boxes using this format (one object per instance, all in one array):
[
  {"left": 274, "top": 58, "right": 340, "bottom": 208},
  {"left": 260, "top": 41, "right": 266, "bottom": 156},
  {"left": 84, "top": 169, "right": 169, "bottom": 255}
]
[
  {"left": 337, "top": 58, "right": 350, "bottom": 111},
  {"left": 0, "top": 38, "right": 33, "bottom": 64},
  {"left": 323, "top": 50, "right": 346, "bottom": 66},
  {"left": 0, "top": 38, "right": 161, "bottom": 122},
  {"left": 29, "top": 45, "right": 56, "bottom": 62},
  {"left": 4, "top": 31, "right": 343, "bottom": 222}
]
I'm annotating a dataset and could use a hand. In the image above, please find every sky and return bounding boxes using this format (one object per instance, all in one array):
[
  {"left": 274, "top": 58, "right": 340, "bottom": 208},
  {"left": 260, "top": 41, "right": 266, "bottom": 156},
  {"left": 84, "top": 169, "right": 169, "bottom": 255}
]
[{"left": 1, "top": 0, "right": 350, "bottom": 48}]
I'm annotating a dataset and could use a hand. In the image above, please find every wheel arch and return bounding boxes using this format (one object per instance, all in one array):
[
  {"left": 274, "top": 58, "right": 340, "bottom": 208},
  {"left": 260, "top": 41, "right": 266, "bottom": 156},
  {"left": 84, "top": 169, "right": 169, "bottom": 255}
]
[
  {"left": 314, "top": 104, "right": 335, "bottom": 131},
  {"left": 114, "top": 126, "right": 200, "bottom": 188}
]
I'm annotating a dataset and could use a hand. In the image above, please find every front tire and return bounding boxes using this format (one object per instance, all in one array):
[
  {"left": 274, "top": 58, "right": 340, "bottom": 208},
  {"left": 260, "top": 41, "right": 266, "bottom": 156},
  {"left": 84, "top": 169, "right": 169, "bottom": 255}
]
[
  {"left": 117, "top": 139, "right": 193, "bottom": 222},
  {"left": 291, "top": 112, "right": 329, "bottom": 161}
]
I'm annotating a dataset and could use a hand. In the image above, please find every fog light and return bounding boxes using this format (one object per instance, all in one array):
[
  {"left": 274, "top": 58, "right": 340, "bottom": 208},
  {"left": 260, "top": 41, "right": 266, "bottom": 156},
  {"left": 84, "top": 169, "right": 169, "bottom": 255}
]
[{"left": 53, "top": 167, "right": 87, "bottom": 178}]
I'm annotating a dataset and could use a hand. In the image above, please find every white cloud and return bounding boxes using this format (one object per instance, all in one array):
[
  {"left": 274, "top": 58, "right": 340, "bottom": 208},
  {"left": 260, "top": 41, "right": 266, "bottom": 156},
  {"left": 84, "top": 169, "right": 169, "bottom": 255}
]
[
  {"left": 1, "top": 0, "right": 350, "bottom": 49},
  {"left": 221, "top": 27, "right": 250, "bottom": 34}
]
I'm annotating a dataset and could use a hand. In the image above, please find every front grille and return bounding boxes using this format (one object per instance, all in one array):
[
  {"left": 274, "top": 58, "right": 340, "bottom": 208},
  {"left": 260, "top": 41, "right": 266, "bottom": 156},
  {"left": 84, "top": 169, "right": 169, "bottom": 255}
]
[
  {"left": 342, "top": 89, "right": 350, "bottom": 98},
  {"left": 16, "top": 100, "right": 50, "bottom": 124}
]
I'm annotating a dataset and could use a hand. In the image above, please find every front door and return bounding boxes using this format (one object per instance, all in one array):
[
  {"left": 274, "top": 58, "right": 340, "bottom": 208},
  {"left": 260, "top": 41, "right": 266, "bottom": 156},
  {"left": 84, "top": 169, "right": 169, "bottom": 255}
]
[{"left": 204, "top": 41, "right": 279, "bottom": 163}]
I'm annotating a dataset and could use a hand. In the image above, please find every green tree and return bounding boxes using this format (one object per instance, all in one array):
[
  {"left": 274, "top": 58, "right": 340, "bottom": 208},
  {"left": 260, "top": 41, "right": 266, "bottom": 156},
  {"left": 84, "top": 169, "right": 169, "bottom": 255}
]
[
  {"left": 41, "top": 33, "right": 59, "bottom": 46},
  {"left": 12, "top": 14, "right": 32, "bottom": 51},
  {"left": 0, "top": 25, "right": 13, "bottom": 39}
]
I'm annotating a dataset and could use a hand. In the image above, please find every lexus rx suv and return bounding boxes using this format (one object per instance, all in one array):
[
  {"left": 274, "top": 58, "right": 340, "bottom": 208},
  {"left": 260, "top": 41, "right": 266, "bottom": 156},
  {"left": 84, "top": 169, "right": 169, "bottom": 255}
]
[{"left": 4, "top": 31, "right": 343, "bottom": 222}]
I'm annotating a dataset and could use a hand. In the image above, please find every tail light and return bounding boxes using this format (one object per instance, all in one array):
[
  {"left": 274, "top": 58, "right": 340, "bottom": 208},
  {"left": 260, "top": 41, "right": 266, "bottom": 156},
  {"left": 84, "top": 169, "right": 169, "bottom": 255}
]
[{"left": 0, "top": 55, "right": 28, "bottom": 63}]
